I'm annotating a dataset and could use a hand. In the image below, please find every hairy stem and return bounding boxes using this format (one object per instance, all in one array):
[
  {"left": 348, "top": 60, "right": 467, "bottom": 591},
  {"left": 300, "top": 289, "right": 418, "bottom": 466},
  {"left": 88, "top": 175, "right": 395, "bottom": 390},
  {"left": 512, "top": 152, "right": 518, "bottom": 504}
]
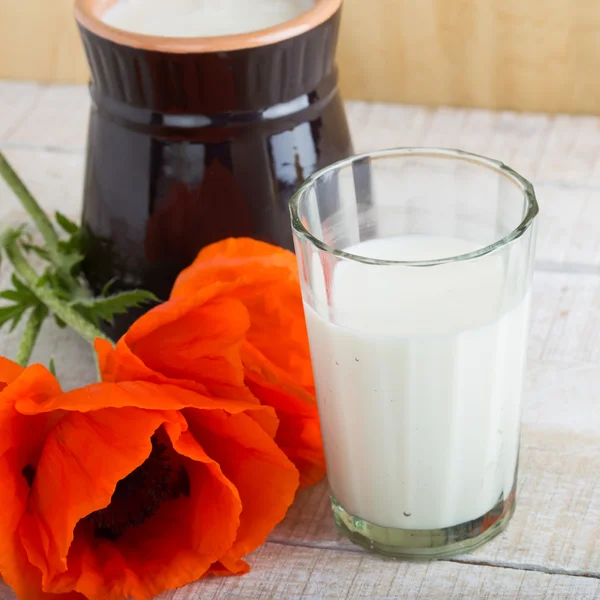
[
  {"left": 0, "top": 152, "right": 60, "bottom": 252},
  {"left": 0, "top": 151, "right": 84, "bottom": 295}
]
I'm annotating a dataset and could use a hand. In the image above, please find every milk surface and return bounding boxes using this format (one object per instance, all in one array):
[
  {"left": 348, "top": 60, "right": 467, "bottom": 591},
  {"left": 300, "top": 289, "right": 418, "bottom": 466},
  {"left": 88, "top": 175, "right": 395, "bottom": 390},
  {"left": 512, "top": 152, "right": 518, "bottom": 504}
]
[
  {"left": 304, "top": 235, "right": 530, "bottom": 530},
  {"left": 102, "top": 0, "right": 315, "bottom": 38}
]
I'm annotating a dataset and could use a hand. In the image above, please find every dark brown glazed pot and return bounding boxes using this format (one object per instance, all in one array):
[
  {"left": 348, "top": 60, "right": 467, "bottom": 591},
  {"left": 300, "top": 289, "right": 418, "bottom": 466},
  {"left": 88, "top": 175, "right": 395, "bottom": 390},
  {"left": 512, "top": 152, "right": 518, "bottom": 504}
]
[{"left": 74, "top": 0, "right": 353, "bottom": 338}]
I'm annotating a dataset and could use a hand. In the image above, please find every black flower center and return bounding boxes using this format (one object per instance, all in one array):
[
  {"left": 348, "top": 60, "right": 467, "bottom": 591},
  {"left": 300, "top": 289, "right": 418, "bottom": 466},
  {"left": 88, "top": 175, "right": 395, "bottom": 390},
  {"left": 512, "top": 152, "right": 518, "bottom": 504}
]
[
  {"left": 21, "top": 464, "right": 35, "bottom": 487},
  {"left": 86, "top": 429, "right": 190, "bottom": 541}
]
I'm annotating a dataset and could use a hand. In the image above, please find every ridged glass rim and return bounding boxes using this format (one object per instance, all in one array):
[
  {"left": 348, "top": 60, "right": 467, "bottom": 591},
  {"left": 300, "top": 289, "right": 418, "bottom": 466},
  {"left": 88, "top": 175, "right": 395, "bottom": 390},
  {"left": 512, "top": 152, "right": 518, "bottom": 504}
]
[{"left": 290, "top": 147, "right": 539, "bottom": 267}]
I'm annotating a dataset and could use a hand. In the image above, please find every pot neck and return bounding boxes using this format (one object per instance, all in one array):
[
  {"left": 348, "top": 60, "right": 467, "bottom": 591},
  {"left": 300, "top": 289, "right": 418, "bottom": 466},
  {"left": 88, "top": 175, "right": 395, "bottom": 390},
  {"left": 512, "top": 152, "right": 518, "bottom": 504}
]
[{"left": 78, "top": 10, "right": 342, "bottom": 114}]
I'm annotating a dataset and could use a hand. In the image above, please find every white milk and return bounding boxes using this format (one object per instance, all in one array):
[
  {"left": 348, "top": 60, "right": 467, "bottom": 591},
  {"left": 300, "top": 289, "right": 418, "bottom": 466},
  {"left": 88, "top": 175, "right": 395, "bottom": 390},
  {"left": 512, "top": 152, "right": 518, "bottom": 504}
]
[
  {"left": 102, "top": 0, "right": 315, "bottom": 38},
  {"left": 304, "top": 235, "right": 530, "bottom": 530}
]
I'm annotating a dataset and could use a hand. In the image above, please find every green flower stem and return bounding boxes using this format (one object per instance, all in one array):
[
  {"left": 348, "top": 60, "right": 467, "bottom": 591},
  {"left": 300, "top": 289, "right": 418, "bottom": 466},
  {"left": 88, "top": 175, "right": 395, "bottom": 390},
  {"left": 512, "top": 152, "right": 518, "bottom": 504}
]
[
  {"left": 0, "top": 152, "right": 60, "bottom": 253},
  {"left": 15, "top": 304, "right": 48, "bottom": 367},
  {"left": 5, "top": 236, "right": 112, "bottom": 346},
  {"left": 0, "top": 151, "right": 85, "bottom": 296}
]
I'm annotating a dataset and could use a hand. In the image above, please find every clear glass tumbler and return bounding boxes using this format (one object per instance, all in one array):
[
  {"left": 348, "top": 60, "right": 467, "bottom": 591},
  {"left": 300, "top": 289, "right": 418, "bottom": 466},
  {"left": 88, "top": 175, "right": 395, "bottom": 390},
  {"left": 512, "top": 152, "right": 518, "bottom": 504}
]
[{"left": 290, "top": 148, "right": 538, "bottom": 559}]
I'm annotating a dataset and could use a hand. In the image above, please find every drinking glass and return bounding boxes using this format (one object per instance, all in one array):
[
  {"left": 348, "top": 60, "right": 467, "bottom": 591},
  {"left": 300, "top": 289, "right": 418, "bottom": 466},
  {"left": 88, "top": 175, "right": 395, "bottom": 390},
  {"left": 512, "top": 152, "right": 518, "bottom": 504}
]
[{"left": 290, "top": 148, "right": 538, "bottom": 559}]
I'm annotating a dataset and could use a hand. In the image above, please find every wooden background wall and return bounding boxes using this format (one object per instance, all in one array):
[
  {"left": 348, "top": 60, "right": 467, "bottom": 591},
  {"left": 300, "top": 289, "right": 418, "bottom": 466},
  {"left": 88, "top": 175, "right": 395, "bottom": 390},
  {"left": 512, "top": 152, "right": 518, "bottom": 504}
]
[{"left": 2, "top": 0, "right": 600, "bottom": 114}]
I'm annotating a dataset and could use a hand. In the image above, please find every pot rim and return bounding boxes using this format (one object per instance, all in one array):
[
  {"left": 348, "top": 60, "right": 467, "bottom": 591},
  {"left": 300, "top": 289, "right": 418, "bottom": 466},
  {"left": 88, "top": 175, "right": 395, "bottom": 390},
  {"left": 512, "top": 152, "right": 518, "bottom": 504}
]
[{"left": 74, "top": 0, "right": 343, "bottom": 53}]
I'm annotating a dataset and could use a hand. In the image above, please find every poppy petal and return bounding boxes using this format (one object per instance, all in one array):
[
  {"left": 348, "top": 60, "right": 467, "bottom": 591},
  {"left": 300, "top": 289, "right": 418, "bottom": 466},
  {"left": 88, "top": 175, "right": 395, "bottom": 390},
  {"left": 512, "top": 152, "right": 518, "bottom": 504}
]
[
  {"left": 19, "top": 407, "right": 180, "bottom": 587},
  {"left": 171, "top": 238, "right": 298, "bottom": 299},
  {"left": 0, "top": 365, "right": 63, "bottom": 458},
  {"left": 96, "top": 337, "right": 260, "bottom": 409},
  {"left": 184, "top": 408, "right": 299, "bottom": 574},
  {"left": 167, "top": 238, "right": 323, "bottom": 486},
  {"left": 245, "top": 375, "right": 325, "bottom": 488},
  {"left": 0, "top": 366, "right": 72, "bottom": 600},
  {"left": 0, "top": 357, "right": 25, "bottom": 388},
  {"left": 15, "top": 380, "right": 278, "bottom": 439},
  {"left": 43, "top": 418, "right": 242, "bottom": 600},
  {"left": 243, "top": 345, "right": 325, "bottom": 488},
  {"left": 0, "top": 455, "right": 82, "bottom": 600},
  {"left": 95, "top": 339, "right": 158, "bottom": 385},
  {"left": 123, "top": 290, "right": 249, "bottom": 390},
  {"left": 170, "top": 238, "right": 311, "bottom": 390}
]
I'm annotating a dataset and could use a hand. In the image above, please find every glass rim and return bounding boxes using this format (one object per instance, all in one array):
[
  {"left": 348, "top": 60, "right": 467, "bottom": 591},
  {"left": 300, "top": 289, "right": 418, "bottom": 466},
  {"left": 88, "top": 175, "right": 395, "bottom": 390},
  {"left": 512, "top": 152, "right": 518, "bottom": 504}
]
[{"left": 289, "top": 147, "right": 539, "bottom": 267}]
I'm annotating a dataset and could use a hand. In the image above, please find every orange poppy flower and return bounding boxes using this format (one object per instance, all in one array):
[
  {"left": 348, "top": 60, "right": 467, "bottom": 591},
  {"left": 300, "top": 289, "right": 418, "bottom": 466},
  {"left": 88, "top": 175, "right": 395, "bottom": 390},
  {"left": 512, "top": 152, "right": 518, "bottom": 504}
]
[
  {"left": 0, "top": 357, "right": 298, "bottom": 600},
  {"left": 99, "top": 238, "right": 325, "bottom": 488},
  {"left": 172, "top": 238, "right": 324, "bottom": 487}
]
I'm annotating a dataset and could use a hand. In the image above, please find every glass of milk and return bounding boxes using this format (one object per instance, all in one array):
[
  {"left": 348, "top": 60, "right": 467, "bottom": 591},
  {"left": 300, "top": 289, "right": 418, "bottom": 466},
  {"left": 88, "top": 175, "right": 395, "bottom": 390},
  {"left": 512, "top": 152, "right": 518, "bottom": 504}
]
[{"left": 290, "top": 148, "right": 539, "bottom": 559}]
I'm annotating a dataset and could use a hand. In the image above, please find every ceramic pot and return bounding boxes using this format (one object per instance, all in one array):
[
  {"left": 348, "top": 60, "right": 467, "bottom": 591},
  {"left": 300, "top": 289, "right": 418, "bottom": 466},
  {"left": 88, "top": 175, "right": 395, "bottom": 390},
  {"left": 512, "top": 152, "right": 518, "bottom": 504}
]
[{"left": 74, "top": 0, "right": 353, "bottom": 337}]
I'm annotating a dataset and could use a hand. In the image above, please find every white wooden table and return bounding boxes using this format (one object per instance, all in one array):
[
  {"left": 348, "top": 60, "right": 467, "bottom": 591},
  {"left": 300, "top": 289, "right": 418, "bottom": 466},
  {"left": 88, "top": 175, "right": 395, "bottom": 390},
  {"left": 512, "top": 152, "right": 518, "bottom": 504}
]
[{"left": 1, "top": 81, "right": 600, "bottom": 600}]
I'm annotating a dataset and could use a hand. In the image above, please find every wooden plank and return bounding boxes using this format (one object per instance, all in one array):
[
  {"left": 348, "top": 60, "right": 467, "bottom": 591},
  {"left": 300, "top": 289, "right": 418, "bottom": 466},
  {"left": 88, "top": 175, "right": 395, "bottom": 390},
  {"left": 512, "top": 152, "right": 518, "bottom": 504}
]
[
  {"left": 0, "top": 82, "right": 89, "bottom": 151},
  {"left": 172, "top": 543, "right": 600, "bottom": 599},
  {"left": 0, "top": 149, "right": 85, "bottom": 222},
  {"left": 3, "top": 92, "right": 600, "bottom": 270},
  {"left": 0, "top": 0, "right": 88, "bottom": 85},
  {"left": 1, "top": 85, "right": 90, "bottom": 151},
  {"left": 3, "top": 81, "right": 600, "bottom": 186},
  {"left": 0, "top": 108, "right": 600, "bottom": 270},
  {"left": 3, "top": 88, "right": 600, "bottom": 273},
  {"left": 0, "top": 542, "right": 597, "bottom": 600},
  {"left": 271, "top": 434, "right": 600, "bottom": 577},
  {"left": 5, "top": 86, "right": 599, "bottom": 192},
  {"left": 6, "top": 0, "right": 600, "bottom": 114},
  {"left": 337, "top": 0, "right": 600, "bottom": 114},
  {"left": 0, "top": 82, "right": 41, "bottom": 140},
  {"left": 530, "top": 272, "right": 600, "bottom": 365},
  {"left": 346, "top": 102, "right": 600, "bottom": 189},
  {"left": 346, "top": 104, "right": 600, "bottom": 270}
]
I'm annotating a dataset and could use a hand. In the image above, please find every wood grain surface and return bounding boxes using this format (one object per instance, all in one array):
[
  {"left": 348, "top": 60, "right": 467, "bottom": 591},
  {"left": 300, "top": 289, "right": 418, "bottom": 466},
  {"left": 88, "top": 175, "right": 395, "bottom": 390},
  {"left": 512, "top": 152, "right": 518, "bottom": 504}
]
[
  {"left": 3, "top": 1, "right": 600, "bottom": 113},
  {"left": 0, "top": 81, "right": 599, "bottom": 598},
  {"left": 5, "top": 0, "right": 600, "bottom": 114},
  {"left": 337, "top": 0, "right": 600, "bottom": 114},
  {"left": 0, "top": 0, "right": 88, "bottom": 86}
]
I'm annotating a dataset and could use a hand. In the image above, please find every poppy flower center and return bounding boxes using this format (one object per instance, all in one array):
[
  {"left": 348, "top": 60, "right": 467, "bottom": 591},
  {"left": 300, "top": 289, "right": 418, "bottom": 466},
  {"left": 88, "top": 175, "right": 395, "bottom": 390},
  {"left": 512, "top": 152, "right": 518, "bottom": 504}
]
[
  {"left": 86, "top": 428, "right": 190, "bottom": 541},
  {"left": 21, "top": 464, "right": 35, "bottom": 487}
]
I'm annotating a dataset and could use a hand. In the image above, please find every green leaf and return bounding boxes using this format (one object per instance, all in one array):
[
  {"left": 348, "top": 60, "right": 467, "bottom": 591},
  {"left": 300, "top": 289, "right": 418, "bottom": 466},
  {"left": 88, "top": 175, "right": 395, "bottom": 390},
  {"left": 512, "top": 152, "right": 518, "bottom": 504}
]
[
  {"left": 0, "top": 280, "right": 38, "bottom": 306},
  {"left": 9, "top": 308, "right": 26, "bottom": 332},
  {"left": 12, "top": 274, "right": 28, "bottom": 292},
  {"left": 56, "top": 237, "right": 84, "bottom": 275},
  {"left": 0, "top": 272, "right": 39, "bottom": 331},
  {"left": 37, "top": 269, "right": 71, "bottom": 301},
  {"left": 48, "top": 358, "right": 57, "bottom": 377},
  {"left": 72, "top": 290, "right": 159, "bottom": 325},
  {"left": 57, "top": 234, "right": 82, "bottom": 255},
  {"left": 54, "top": 315, "right": 67, "bottom": 329},
  {"left": 101, "top": 277, "right": 118, "bottom": 297},
  {"left": 0, "top": 304, "right": 22, "bottom": 326},
  {"left": 0, "top": 290, "right": 28, "bottom": 303},
  {"left": 60, "top": 252, "right": 84, "bottom": 274},
  {"left": 0, "top": 226, "right": 25, "bottom": 250},
  {"left": 71, "top": 304, "right": 99, "bottom": 327},
  {"left": 55, "top": 212, "right": 79, "bottom": 235},
  {"left": 0, "top": 304, "right": 27, "bottom": 332},
  {"left": 22, "top": 243, "right": 52, "bottom": 262}
]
